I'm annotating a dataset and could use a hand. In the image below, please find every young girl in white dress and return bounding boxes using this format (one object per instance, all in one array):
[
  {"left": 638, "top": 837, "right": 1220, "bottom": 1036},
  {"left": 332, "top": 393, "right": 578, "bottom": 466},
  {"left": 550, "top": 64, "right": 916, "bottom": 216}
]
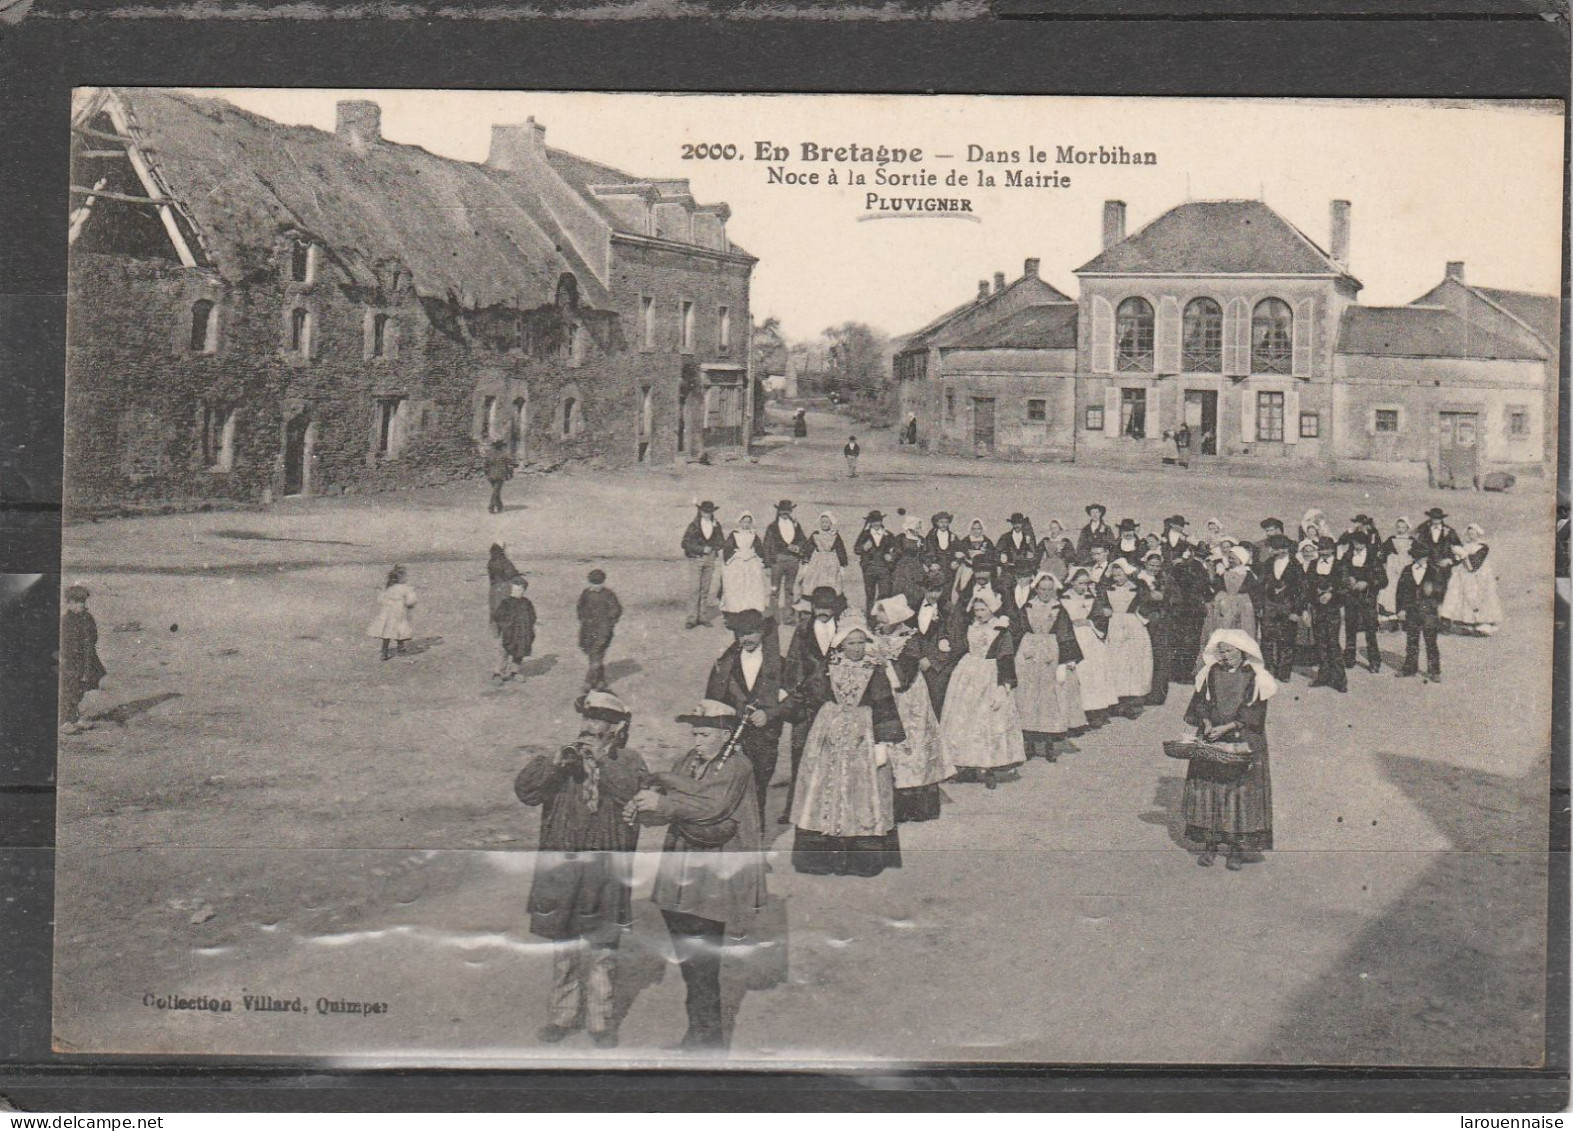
[
  {"left": 720, "top": 511, "right": 770, "bottom": 617},
  {"left": 797, "top": 511, "right": 849, "bottom": 597},
  {"left": 1059, "top": 569, "right": 1116, "bottom": 722},
  {"left": 940, "top": 592, "right": 1025, "bottom": 789}
]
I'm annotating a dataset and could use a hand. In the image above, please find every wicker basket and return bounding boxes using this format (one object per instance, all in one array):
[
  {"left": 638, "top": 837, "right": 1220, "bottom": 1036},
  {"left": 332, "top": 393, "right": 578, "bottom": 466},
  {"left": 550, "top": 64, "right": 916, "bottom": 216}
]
[{"left": 1163, "top": 739, "right": 1252, "bottom": 766}]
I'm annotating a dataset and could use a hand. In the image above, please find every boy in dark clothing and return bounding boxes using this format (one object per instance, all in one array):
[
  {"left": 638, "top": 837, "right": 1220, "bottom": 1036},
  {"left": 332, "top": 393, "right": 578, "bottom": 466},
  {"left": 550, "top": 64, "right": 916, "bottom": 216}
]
[
  {"left": 484, "top": 441, "right": 518, "bottom": 514},
  {"left": 60, "top": 584, "right": 106, "bottom": 733},
  {"left": 492, "top": 576, "right": 538, "bottom": 682},
  {"left": 1395, "top": 542, "right": 1445, "bottom": 682},
  {"left": 577, "top": 569, "right": 623, "bottom": 693}
]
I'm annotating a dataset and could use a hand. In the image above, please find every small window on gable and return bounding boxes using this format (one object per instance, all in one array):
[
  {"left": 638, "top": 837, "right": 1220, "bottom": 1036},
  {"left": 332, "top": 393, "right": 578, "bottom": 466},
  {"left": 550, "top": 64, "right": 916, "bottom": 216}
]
[
  {"left": 190, "top": 299, "right": 217, "bottom": 354},
  {"left": 1299, "top": 411, "right": 1320, "bottom": 439},
  {"left": 290, "top": 240, "right": 315, "bottom": 284},
  {"left": 1374, "top": 408, "right": 1400, "bottom": 433},
  {"left": 944, "top": 390, "right": 955, "bottom": 423},
  {"left": 289, "top": 307, "right": 311, "bottom": 356},
  {"left": 1026, "top": 398, "right": 1047, "bottom": 423},
  {"left": 1508, "top": 408, "right": 1529, "bottom": 437},
  {"left": 1085, "top": 404, "right": 1105, "bottom": 431},
  {"left": 369, "top": 312, "right": 391, "bottom": 359}
]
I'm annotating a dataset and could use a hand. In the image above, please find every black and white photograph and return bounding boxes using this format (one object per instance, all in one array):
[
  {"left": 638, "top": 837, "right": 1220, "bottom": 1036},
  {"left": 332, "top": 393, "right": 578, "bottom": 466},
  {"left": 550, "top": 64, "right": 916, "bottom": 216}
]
[{"left": 53, "top": 88, "right": 1563, "bottom": 1067}]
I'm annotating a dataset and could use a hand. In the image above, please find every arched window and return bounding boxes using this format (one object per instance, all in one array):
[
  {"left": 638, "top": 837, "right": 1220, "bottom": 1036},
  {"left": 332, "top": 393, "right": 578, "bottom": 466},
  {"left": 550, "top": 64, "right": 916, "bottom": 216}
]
[
  {"left": 1181, "top": 297, "right": 1222, "bottom": 373},
  {"left": 1251, "top": 298, "right": 1293, "bottom": 374},
  {"left": 190, "top": 299, "right": 216, "bottom": 354},
  {"left": 556, "top": 274, "right": 579, "bottom": 311},
  {"left": 370, "top": 312, "right": 390, "bottom": 358},
  {"left": 1115, "top": 297, "right": 1154, "bottom": 372},
  {"left": 289, "top": 307, "right": 311, "bottom": 355},
  {"left": 560, "top": 394, "right": 583, "bottom": 439},
  {"left": 289, "top": 240, "right": 314, "bottom": 283}
]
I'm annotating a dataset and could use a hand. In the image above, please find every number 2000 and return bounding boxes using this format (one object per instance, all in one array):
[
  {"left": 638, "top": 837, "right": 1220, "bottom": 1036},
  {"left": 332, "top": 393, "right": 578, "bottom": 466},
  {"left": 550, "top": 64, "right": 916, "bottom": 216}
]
[{"left": 681, "top": 143, "right": 739, "bottom": 160}]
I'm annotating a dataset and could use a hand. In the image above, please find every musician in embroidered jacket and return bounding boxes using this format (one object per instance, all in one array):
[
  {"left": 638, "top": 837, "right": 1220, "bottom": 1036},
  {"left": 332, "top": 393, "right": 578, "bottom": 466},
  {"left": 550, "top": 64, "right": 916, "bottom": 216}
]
[
  {"left": 625, "top": 699, "right": 766, "bottom": 1051},
  {"left": 514, "top": 691, "right": 648, "bottom": 1047}
]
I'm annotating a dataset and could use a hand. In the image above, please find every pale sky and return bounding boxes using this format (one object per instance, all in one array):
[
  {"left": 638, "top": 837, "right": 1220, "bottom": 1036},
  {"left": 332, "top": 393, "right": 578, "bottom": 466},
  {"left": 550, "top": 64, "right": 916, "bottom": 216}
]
[{"left": 183, "top": 91, "right": 1565, "bottom": 343}]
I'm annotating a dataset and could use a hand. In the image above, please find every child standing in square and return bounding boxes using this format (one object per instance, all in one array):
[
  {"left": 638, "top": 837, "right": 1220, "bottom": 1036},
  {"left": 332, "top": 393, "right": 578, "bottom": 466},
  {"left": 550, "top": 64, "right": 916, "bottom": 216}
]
[
  {"left": 491, "top": 576, "right": 537, "bottom": 682},
  {"left": 60, "top": 583, "right": 106, "bottom": 734},
  {"left": 577, "top": 569, "right": 623, "bottom": 692}
]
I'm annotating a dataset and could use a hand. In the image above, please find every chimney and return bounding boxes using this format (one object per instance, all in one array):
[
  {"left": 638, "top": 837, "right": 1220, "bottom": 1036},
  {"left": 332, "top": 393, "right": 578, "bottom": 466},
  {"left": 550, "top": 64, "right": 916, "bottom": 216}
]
[
  {"left": 1102, "top": 200, "right": 1126, "bottom": 250},
  {"left": 993, "top": 272, "right": 1006, "bottom": 294},
  {"left": 335, "top": 100, "right": 382, "bottom": 152},
  {"left": 486, "top": 116, "right": 548, "bottom": 170},
  {"left": 1329, "top": 199, "right": 1351, "bottom": 268},
  {"left": 977, "top": 280, "right": 990, "bottom": 302},
  {"left": 1023, "top": 257, "right": 1040, "bottom": 278},
  {"left": 1446, "top": 260, "right": 1466, "bottom": 283}
]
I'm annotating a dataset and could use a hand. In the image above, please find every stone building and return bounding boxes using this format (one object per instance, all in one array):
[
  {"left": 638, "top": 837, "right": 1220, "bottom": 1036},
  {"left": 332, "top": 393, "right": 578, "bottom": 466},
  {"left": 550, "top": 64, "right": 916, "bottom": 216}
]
[
  {"left": 891, "top": 259, "right": 1077, "bottom": 455},
  {"left": 66, "top": 88, "right": 754, "bottom": 510}
]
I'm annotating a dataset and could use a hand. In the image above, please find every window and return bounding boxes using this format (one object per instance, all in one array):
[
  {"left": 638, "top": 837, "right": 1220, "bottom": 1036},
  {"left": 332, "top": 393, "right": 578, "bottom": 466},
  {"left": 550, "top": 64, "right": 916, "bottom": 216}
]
[
  {"left": 199, "top": 402, "right": 235, "bottom": 472},
  {"left": 1085, "top": 404, "right": 1105, "bottom": 431},
  {"left": 1256, "top": 391, "right": 1285, "bottom": 441},
  {"left": 1026, "top": 398, "right": 1047, "bottom": 423},
  {"left": 1251, "top": 298, "right": 1293, "bottom": 374},
  {"left": 369, "top": 312, "right": 390, "bottom": 359},
  {"left": 1508, "top": 409, "right": 1529, "bottom": 437},
  {"left": 718, "top": 305, "right": 731, "bottom": 353},
  {"left": 189, "top": 300, "right": 217, "bottom": 354},
  {"left": 944, "top": 390, "right": 955, "bottom": 423},
  {"left": 1115, "top": 297, "right": 1154, "bottom": 372},
  {"left": 679, "top": 300, "right": 695, "bottom": 352},
  {"left": 289, "top": 307, "right": 311, "bottom": 356},
  {"left": 561, "top": 395, "right": 584, "bottom": 439},
  {"left": 482, "top": 395, "right": 497, "bottom": 441},
  {"left": 289, "top": 240, "right": 314, "bottom": 284},
  {"left": 1299, "top": 411, "right": 1320, "bottom": 439},
  {"left": 375, "top": 396, "right": 408, "bottom": 459},
  {"left": 1374, "top": 409, "right": 1400, "bottom": 433},
  {"left": 640, "top": 296, "right": 655, "bottom": 349},
  {"left": 1120, "top": 388, "right": 1147, "bottom": 438},
  {"left": 1181, "top": 297, "right": 1222, "bottom": 373},
  {"left": 566, "top": 323, "right": 583, "bottom": 368}
]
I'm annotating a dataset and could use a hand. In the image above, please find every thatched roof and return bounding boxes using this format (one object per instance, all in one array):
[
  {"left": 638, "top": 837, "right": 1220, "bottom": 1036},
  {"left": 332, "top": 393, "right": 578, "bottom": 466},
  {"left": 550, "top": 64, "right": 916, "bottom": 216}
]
[{"left": 104, "top": 88, "right": 611, "bottom": 310}]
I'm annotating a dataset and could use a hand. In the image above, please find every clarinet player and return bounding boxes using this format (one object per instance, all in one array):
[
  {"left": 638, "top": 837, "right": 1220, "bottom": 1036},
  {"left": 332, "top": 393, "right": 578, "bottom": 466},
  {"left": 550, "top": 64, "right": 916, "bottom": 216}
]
[{"left": 624, "top": 699, "right": 768, "bottom": 1052}]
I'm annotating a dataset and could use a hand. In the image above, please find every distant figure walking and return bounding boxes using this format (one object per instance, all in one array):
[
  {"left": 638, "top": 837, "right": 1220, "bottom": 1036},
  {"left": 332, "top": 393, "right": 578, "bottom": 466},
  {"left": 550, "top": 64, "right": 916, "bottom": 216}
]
[
  {"left": 577, "top": 569, "right": 623, "bottom": 692},
  {"left": 793, "top": 408, "right": 808, "bottom": 439},
  {"left": 484, "top": 440, "right": 518, "bottom": 514},
  {"left": 844, "top": 435, "right": 860, "bottom": 478},
  {"left": 60, "top": 583, "right": 107, "bottom": 733},
  {"left": 367, "top": 565, "right": 417, "bottom": 661}
]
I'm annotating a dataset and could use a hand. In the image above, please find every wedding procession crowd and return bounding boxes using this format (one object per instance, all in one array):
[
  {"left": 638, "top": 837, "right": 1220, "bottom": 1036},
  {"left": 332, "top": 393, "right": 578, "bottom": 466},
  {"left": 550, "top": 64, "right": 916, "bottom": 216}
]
[{"left": 491, "top": 492, "right": 1505, "bottom": 1052}]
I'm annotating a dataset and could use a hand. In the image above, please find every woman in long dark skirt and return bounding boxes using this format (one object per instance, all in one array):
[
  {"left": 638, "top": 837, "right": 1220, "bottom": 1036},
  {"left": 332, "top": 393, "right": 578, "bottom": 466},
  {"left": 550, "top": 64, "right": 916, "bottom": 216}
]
[
  {"left": 1136, "top": 548, "right": 1170, "bottom": 704},
  {"left": 1178, "top": 628, "right": 1277, "bottom": 871}
]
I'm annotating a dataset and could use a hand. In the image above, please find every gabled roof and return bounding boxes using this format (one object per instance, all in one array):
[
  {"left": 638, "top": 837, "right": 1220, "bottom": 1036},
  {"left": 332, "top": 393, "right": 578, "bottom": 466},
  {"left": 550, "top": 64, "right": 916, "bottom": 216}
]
[
  {"left": 943, "top": 304, "right": 1079, "bottom": 350},
  {"left": 898, "top": 274, "right": 1074, "bottom": 353},
  {"left": 1470, "top": 287, "right": 1561, "bottom": 350},
  {"left": 1075, "top": 199, "right": 1359, "bottom": 287},
  {"left": 85, "top": 89, "right": 626, "bottom": 309},
  {"left": 1337, "top": 305, "right": 1546, "bottom": 361}
]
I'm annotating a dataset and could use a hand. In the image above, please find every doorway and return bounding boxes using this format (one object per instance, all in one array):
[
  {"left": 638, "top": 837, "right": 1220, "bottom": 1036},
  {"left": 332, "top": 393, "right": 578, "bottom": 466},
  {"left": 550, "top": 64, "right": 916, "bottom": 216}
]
[
  {"left": 972, "top": 397, "right": 996, "bottom": 454},
  {"left": 1438, "top": 411, "right": 1480, "bottom": 489},
  {"left": 510, "top": 395, "right": 528, "bottom": 460},
  {"left": 282, "top": 413, "right": 313, "bottom": 497},
  {"left": 1183, "top": 390, "right": 1219, "bottom": 455},
  {"left": 676, "top": 389, "right": 688, "bottom": 454}
]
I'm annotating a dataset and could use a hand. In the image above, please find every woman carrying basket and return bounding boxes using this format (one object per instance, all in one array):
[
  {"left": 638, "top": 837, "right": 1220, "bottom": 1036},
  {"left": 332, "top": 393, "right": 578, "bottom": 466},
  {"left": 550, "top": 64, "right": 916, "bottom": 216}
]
[{"left": 1173, "top": 628, "right": 1277, "bottom": 871}]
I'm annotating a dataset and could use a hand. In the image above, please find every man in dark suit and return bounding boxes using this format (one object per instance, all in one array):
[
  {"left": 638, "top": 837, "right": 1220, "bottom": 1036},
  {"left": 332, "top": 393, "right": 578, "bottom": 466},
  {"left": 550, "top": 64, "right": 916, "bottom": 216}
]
[
  {"left": 1255, "top": 534, "right": 1304, "bottom": 681},
  {"left": 680, "top": 500, "right": 726, "bottom": 629},
  {"left": 1340, "top": 523, "right": 1387, "bottom": 673},
  {"left": 1413, "top": 507, "right": 1463, "bottom": 581},
  {"left": 1159, "top": 514, "right": 1191, "bottom": 564},
  {"left": 924, "top": 511, "right": 964, "bottom": 586},
  {"left": 1394, "top": 542, "right": 1446, "bottom": 682},
  {"left": 995, "top": 512, "right": 1040, "bottom": 575},
  {"left": 1304, "top": 537, "right": 1348, "bottom": 692},
  {"left": 1076, "top": 503, "right": 1117, "bottom": 564},
  {"left": 779, "top": 586, "right": 844, "bottom": 822},
  {"left": 703, "top": 608, "right": 786, "bottom": 815},
  {"left": 910, "top": 570, "right": 959, "bottom": 716},
  {"left": 854, "top": 510, "right": 899, "bottom": 612},
  {"left": 762, "top": 499, "right": 808, "bottom": 621},
  {"left": 1255, "top": 518, "right": 1286, "bottom": 568}
]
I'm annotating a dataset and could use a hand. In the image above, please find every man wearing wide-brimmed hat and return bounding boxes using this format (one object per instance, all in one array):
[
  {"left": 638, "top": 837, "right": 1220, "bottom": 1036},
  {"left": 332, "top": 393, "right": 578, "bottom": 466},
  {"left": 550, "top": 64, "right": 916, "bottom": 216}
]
[
  {"left": 703, "top": 608, "right": 786, "bottom": 816},
  {"left": 514, "top": 690, "right": 647, "bottom": 1049},
  {"left": 995, "top": 512, "right": 1040, "bottom": 575},
  {"left": 680, "top": 500, "right": 726, "bottom": 629},
  {"left": 1413, "top": 506, "right": 1463, "bottom": 571},
  {"left": 762, "top": 499, "right": 808, "bottom": 620},
  {"left": 1076, "top": 503, "right": 1117, "bottom": 564},
  {"left": 854, "top": 509, "right": 897, "bottom": 613},
  {"left": 1254, "top": 534, "right": 1304, "bottom": 682},
  {"left": 1304, "top": 536, "right": 1348, "bottom": 692},
  {"left": 624, "top": 699, "right": 767, "bottom": 1052}
]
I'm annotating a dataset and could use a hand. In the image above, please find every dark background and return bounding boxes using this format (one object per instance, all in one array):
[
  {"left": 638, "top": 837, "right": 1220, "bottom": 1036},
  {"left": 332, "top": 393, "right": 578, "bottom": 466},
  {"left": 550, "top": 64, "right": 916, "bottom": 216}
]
[{"left": 0, "top": 5, "right": 1567, "bottom": 1111}]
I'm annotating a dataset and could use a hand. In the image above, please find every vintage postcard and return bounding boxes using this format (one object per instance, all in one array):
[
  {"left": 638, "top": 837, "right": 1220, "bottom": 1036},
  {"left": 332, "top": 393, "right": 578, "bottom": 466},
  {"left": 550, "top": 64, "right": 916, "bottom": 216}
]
[{"left": 54, "top": 90, "right": 1563, "bottom": 1066}]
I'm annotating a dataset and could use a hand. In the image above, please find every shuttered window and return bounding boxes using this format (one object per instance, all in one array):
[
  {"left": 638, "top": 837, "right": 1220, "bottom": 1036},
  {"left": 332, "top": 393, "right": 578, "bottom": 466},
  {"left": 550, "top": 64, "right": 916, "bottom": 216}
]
[
  {"left": 1090, "top": 296, "right": 1115, "bottom": 373},
  {"left": 1256, "top": 391, "right": 1285, "bottom": 441},
  {"left": 1251, "top": 299, "right": 1294, "bottom": 374},
  {"left": 1182, "top": 298, "right": 1222, "bottom": 372},
  {"left": 1116, "top": 298, "right": 1155, "bottom": 372}
]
